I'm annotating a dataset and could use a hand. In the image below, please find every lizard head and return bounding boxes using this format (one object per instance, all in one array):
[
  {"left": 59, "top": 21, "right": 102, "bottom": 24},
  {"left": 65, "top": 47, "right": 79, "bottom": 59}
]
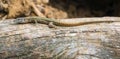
[{"left": 14, "top": 17, "right": 27, "bottom": 24}]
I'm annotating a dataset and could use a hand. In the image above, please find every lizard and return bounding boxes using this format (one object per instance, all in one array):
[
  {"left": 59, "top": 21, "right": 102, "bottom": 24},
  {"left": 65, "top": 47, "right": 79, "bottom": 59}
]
[{"left": 14, "top": 17, "right": 120, "bottom": 27}]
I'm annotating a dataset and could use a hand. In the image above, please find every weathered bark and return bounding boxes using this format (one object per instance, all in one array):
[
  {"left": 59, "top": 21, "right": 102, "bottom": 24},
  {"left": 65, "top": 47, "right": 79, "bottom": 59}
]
[{"left": 0, "top": 18, "right": 120, "bottom": 59}]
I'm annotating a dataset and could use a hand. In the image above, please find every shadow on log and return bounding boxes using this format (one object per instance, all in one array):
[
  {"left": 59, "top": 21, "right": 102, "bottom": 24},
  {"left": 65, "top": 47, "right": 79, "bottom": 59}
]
[{"left": 0, "top": 17, "right": 120, "bottom": 59}]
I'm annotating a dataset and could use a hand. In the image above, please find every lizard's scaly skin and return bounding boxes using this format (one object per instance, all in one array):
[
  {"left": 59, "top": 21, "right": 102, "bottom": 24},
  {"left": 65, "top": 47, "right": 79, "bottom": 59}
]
[{"left": 15, "top": 17, "right": 120, "bottom": 26}]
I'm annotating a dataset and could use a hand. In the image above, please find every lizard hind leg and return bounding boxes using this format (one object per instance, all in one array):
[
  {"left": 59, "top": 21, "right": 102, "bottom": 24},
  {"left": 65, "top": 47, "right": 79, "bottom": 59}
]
[{"left": 48, "top": 22, "right": 57, "bottom": 28}]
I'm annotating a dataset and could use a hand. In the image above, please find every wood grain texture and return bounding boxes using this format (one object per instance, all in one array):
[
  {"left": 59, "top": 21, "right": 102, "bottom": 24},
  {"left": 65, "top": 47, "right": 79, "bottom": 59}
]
[{"left": 0, "top": 18, "right": 120, "bottom": 59}]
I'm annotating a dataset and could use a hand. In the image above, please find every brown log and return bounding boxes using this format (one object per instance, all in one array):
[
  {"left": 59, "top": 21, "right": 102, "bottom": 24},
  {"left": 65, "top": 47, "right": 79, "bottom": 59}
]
[{"left": 0, "top": 17, "right": 120, "bottom": 59}]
